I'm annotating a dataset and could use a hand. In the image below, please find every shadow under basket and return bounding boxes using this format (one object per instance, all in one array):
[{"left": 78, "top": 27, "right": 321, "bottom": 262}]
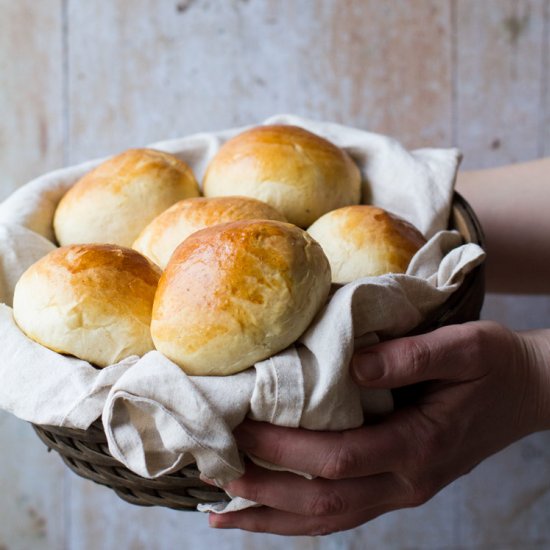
[{"left": 31, "top": 192, "right": 486, "bottom": 511}]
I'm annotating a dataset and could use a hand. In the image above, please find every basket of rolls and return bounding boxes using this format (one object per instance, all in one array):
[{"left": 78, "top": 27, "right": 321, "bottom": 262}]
[{"left": 0, "top": 115, "right": 485, "bottom": 512}]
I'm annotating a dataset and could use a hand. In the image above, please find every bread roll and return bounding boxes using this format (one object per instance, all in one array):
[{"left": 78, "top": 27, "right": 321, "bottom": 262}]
[
  {"left": 202, "top": 125, "right": 361, "bottom": 227},
  {"left": 307, "top": 205, "right": 426, "bottom": 284},
  {"left": 151, "top": 219, "right": 331, "bottom": 375},
  {"left": 54, "top": 148, "right": 200, "bottom": 247},
  {"left": 13, "top": 244, "right": 162, "bottom": 367},
  {"left": 133, "top": 196, "right": 287, "bottom": 268}
]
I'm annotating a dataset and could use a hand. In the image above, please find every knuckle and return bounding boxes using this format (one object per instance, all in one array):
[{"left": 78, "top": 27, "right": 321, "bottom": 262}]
[
  {"left": 403, "top": 338, "right": 432, "bottom": 377},
  {"left": 459, "top": 321, "right": 501, "bottom": 358},
  {"left": 309, "top": 491, "right": 346, "bottom": 517},
  {"left": 451, "top": 321, "right": 505, "bottom": 377},
  {"left": 254, "top": 429, "right": 292, "bottom": 467},
  {"left": 320, "top": 443, "right": 359, "bottom": 480},
  {"left": 268, "top": 438, "right": 288, "bottom": 466},
  {"left": 224, "top": 478, "right": 260, "bottom": 503},
  {"left": 462, "top": 323, "right": 486, "bottom": 356}
]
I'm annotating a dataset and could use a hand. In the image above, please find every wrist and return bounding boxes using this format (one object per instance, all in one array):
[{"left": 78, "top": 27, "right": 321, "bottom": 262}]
[{"left": 518, "top": 329, "right": 550, "bottom": 432}]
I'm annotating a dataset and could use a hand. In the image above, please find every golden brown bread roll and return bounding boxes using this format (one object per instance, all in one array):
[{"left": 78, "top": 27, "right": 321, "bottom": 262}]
[
  {"left": 133, "top": 196, "right": 287, "bottom": 268},
  {"left": 54, "top": 148, "right": 200, "bottom": 247},
  {"left": 13, "top": 244, "right": 162, "bottom": 367},
  {"left": 151, "top": 219, "right": 331, "bottom": 375},
  {"left": 202, "top": 125, "right": 361, "bottom": 227},
  {"left": 307, "top": 205, "right": 426, "bottom": 284}
]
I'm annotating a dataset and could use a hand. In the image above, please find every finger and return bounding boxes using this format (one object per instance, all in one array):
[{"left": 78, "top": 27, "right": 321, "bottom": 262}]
[
  {"left": 209, "top": 503, "right": 392, "bottom": 536},
  {"left": 234, "top": 419, "right": 409, "bottom": 479},
  {"left": 221, "top": 462, "right": 402, "bottom": 516},
  {"left": 351, "top": 322, "right": 488, "bottom": 388}
]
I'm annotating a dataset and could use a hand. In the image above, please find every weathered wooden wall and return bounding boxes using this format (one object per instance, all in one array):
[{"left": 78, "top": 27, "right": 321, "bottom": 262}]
[{"left": 1, "top": 1, "right": 549, "bottom": 548}]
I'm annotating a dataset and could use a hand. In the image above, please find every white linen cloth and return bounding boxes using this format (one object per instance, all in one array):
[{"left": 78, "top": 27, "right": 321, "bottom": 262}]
[{"left": 0, "top": 115, "right": 485, "bottom": 511}]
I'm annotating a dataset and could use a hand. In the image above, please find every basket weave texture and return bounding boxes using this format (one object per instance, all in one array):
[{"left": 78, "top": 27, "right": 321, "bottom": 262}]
[
  {"left": 31, "top": 192, "right": 485, "bottom": 511},
  {"left": 32, "top": 422, "right": 228, "bottom": 510}
]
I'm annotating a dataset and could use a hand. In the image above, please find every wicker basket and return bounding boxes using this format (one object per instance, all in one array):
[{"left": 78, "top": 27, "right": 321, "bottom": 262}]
[{"left": 31, "top": 192, "right": 485, "bottom": 511}]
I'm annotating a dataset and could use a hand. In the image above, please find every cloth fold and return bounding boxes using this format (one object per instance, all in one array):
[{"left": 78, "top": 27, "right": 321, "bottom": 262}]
[
  {"left": 0, "top": 115, "right": 484, "bottom": 512},
  {"left": 103, "top": 352, "right": 255, "bottom": 483}
]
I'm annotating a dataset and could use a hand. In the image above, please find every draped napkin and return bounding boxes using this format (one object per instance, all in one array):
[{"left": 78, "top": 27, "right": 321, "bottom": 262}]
[{"left": 0, "top": 115, "right": 485, "bottom": 511}]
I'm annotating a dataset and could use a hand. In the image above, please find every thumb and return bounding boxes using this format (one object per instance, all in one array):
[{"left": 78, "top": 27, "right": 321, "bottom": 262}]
[{"left": 351, "top": 323, "right": 481, "bottom": 389}]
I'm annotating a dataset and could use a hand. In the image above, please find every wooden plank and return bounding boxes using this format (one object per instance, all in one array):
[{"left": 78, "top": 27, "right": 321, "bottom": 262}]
[
  {"left": 455, "top": 0, "right": 546, "bottom": 169},
  {"left": 0, "top": 0, "right": 65, "bottom": 201},
  {"left": 0, "top": 1, "right": 66, "bottom": 549},
  {"left": 544, "top": 0, "right": 550, "bottom": 154},
  {"left": 0, "top": 418, "right": 66, "bottom": 550},
  {"left": 483, "top": 293, "right": 550, "bottom": 330},
  {"left": 309, "top": 0, "right": 454, "bottom": 148},
  {"left": 65, "top": 0, "right": 290, "bottom": 162},
  {"left": 65, "top": 0, "right": 453, "bottom": 164},
  {"left": 458, "top": 432, "right": 550, "bottom": 548}
]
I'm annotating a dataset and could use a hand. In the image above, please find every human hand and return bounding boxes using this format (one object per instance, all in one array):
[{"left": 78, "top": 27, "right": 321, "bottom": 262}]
[{"left": 204, "top": 321, "right": 550, "bottom": 535}]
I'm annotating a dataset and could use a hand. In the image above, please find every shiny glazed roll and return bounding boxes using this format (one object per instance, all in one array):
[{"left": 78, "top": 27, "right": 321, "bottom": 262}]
[
  {"left": 151, "top": 219, "right": 332, "bottom": 375},
  {"left": 54, "top": 148, "right": 200, "bottom": 247},
  {"left": 133, "top": 196, "right": 287, "bottom": 268},
  {"left": 13, "top": 244, "right": 162, "bottom": 367},
  {"left": 202, "top": 125, "right": 361, "bottom": 227},
  {"left": 307, "top": 205, "right": 427, "bottom": 284}
]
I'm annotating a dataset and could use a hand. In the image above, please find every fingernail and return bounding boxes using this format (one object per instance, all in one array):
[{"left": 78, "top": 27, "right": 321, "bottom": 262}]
[
  {"left": 209, "top": 513, "right": 233, "bottom": 529},
  {"left": 234, "top": 424, "right": 257, "bottom": 451},
  {"left": 352, "top": 353, "right": 384, "bottom": 383}
]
